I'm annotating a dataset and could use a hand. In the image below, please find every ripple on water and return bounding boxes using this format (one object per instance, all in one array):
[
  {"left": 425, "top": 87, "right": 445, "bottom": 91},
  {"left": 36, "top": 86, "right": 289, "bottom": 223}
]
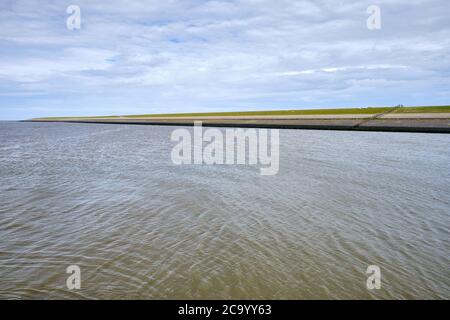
[{"left": 0, "top": 122, "right": 449, "bottom": 299}]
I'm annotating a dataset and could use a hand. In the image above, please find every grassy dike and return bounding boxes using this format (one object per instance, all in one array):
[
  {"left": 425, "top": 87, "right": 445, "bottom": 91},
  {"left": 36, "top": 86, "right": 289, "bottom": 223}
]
[
  {"left": 28, "top": 106, "right": 450, "bottom": 133},
  {"left": 32, "top": 105, "right": 450, "bottom": 120}
]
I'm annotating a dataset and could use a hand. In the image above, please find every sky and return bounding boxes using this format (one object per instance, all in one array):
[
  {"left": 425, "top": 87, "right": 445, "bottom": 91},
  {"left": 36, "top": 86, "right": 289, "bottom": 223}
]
[{"left": 0, "top": 0, "right": 449, "bottom": 120}]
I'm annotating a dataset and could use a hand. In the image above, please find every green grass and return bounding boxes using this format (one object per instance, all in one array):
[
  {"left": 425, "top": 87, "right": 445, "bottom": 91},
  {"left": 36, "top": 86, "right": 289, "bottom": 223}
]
[
  {"left": 123, "top": 107, "right": 391, "bottom": 118},
  {"left": 393, "top": 106, "right": 450, "bottom": 113},
  {"left": 32, "top": 105, "right": 450, "bottom": 120}
]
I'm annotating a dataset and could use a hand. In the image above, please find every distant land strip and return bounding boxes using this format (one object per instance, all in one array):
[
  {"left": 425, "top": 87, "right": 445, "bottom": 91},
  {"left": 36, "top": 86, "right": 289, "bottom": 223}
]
[{"left": 26, "top": 106, "right": 450, "bottom": 133}]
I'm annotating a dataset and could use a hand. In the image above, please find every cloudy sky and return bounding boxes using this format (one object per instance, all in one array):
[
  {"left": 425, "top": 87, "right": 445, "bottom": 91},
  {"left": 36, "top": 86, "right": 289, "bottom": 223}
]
[{"left": 0, "top": 0, "right": 449, "bottom": 119}]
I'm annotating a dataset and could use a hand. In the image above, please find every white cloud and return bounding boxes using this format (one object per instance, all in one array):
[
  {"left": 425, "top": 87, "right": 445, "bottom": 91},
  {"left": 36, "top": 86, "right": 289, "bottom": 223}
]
[
  {"left": 0, "top": 48, "right": 117, "bottom": 82},
  {"left": 0, "top": 0, "right": 449, "bottom": 119}
]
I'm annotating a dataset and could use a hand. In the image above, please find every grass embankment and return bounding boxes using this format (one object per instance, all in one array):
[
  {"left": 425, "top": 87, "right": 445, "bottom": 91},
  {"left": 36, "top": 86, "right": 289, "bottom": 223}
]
[
  {"left": 124, "top": 107, "right": 390, "bottom": 118},
  {"left": 33, "top": 106, "right": 450, "bottom": 120},
  {"left": 392, "top": 106, "right": 450, "bottom": 113}
]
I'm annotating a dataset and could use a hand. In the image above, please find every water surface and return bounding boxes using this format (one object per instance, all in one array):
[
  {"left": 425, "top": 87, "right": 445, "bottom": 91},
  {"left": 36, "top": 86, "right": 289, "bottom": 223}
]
[{"left": 0, "top": 122, "right": 448, "bottom": 299}]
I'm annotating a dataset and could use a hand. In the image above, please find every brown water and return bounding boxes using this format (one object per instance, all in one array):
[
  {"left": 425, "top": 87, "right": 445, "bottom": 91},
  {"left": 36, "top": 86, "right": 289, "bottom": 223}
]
[{"left": 0, "top": 121, "right": 448, "bottom": 299}]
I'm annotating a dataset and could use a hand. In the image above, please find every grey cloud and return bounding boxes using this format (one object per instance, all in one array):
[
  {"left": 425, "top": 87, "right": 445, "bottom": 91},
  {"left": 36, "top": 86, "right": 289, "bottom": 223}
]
[{"left": 0, "top": 0, "right": 449, "bottom": 119}]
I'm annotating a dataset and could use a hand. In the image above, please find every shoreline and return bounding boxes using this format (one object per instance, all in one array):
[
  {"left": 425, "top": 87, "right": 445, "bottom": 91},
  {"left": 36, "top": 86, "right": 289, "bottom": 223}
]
[
  {"left": 25, "top": 107, "right": 450, "bottom": 133},
  {"left": 25, "top": 116, "right": 450, "bottom": 133}
]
